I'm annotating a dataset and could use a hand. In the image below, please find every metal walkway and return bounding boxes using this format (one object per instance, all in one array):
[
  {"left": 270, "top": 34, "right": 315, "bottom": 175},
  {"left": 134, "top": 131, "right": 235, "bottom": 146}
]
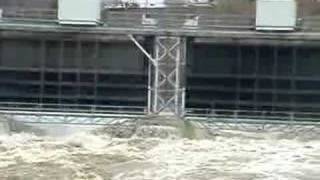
[{"left": 0, "top": 102, "right": 320, "bottom": 126}]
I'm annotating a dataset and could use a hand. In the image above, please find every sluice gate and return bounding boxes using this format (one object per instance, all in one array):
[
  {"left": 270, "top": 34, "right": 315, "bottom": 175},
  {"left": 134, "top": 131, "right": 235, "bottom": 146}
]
[
  {"left": 1, "top": 0, "right": 320, "bottom": 123},
  {"left": 187, "top": 42, "right": 320, "bottom": 122}
]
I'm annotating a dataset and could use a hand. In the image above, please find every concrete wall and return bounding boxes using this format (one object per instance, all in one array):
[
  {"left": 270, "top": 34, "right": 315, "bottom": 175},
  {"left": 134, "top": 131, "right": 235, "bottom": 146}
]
[{"left": 0, "top": 0, "right": 57, "bottom": 9}]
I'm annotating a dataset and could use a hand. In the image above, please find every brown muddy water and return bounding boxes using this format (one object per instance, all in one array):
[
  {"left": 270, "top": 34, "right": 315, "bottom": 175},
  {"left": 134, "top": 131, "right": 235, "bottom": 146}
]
[{"left": 0, "top": 117, "right": 319, "bottom": 180}]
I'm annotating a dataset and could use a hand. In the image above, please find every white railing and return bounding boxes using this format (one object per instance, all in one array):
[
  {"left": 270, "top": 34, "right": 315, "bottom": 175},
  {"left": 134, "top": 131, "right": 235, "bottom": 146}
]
[
  {"left": 187, "top": 108, "right": 320, "bottom": 124},
  {"left": 0, "top": 102, "right": 319, "bottom": 124},
  {"left": 0, "top": 102, "right": 146, "bottom": 116}
]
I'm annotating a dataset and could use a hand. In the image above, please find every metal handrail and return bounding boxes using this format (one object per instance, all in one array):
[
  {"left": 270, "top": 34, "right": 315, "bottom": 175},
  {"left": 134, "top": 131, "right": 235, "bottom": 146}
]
[
  {"left": 187, "top": 108, "right": 320, "bottom": 122},
  {"left": 0, "top": 102, "right": 146, "bottom": 114},
  {"left": 0, "top": 101, "right": 319, "bottom": 121},
  {"left": 0, "top": 101, "right": 319, "bottom": 126}
]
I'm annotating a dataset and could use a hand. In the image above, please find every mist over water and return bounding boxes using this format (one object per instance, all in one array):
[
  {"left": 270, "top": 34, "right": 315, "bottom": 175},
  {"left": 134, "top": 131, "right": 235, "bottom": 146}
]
[{"left": 0, "top": 117, "right": 319, "bottom": 180}]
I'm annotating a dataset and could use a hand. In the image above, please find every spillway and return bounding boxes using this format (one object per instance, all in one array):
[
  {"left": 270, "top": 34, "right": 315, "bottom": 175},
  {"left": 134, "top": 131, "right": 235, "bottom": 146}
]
[{"left": 0, "top": 1, "right": 320, "bottom": 179}]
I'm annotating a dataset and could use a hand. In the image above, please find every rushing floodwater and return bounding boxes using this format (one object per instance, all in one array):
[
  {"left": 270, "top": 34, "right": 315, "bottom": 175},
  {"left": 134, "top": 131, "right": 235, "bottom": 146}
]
[{"left": 0, "top": 118, "right": 319, "bottom": 180}]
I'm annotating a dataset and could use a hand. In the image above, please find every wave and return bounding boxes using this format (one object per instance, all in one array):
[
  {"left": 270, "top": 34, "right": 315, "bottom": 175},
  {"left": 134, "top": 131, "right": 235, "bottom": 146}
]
[{"left": 0, "top": 117, "right": 319, "bottom": 180}]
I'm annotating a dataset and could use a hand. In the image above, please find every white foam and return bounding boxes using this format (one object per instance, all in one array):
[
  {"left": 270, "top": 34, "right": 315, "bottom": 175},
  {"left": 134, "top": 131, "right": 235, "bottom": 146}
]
[{"left": 0, "top": 124, "right": 319, "bottom": 180}]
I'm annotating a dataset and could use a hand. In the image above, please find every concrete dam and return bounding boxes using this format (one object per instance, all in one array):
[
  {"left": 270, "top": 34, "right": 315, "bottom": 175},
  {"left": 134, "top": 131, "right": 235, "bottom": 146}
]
[
  {"left": 0, "top": 1, "right": 319, "bottom": 179},
  {"left": 0, "top": 0, "right": 320, "bottom": 122}
]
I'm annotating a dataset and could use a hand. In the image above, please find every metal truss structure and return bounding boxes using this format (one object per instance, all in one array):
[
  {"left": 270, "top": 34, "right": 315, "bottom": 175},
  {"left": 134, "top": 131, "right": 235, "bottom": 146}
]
[
  {"left": 149, "top": 36, "right": 186, "bottom": 117},
  {"left": 129, "top": 35, "right": 187, "bottom": 117}
]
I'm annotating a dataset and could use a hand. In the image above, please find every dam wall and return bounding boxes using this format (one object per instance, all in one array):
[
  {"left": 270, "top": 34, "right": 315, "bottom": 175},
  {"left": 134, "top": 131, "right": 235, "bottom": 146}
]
[
  {"left": 1, "top": 3, "right": 320, "bottom": 120},
  {"left": 1, "top": 30, "right": 320, "bottom": 118}
]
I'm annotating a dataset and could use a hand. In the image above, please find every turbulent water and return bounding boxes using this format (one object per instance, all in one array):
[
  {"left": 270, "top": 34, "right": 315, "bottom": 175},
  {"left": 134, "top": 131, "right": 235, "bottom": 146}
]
[{"left": 0, "top": 118, "right": 319, "bottom": 180}]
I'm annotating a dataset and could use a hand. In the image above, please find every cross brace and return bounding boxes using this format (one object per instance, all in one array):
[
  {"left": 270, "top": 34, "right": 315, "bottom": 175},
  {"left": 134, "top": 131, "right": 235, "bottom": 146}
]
[{"left": 129, "top": 35, "right": 187, "bottom": 117}]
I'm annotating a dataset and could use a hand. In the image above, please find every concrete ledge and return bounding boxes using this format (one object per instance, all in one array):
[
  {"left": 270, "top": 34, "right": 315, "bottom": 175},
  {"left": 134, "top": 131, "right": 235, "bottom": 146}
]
[
  {"left": 193, "top": 37, "right": 320, "bottom": 46},
  {"left": 2, "top": 21, "right": 320, "bottom": 41}
]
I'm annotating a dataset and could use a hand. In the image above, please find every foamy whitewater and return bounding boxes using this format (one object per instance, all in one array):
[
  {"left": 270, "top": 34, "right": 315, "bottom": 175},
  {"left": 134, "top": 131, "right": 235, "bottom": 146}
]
[{"left": 0, "top": 119, "right": 319, "bottom": 180}]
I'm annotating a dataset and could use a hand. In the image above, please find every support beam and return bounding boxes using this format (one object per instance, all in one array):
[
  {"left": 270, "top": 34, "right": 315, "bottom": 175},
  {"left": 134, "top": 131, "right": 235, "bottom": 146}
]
[
  {"left": 129, "top": 35, "right": 187, "bottom": 117},
  {"left": 128, "top": 34, "right": 156, "bottom": 65}
]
